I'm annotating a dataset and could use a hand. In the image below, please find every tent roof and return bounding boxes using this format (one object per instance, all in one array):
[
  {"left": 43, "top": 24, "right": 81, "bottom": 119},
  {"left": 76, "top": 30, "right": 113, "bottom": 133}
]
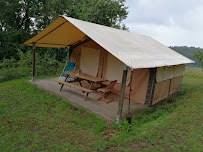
[{"left": 24, "top": 15, "right": 194, "bottom": 69}]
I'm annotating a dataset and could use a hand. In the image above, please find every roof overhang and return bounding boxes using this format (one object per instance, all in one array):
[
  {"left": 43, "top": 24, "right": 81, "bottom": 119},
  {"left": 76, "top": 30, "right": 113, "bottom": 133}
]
[{"left": 23, "top": 16, "right": 87, "bottom": 48}]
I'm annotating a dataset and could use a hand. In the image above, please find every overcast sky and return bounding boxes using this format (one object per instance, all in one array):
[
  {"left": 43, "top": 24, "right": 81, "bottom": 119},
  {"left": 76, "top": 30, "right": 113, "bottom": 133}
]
[{"left": 123, "top": 0, "right": 203, "bottom": 48}]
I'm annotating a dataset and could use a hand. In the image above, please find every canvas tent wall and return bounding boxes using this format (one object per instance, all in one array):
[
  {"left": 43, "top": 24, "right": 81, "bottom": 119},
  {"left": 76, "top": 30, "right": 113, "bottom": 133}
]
[
  {"left": 23, "top": 16, "right": 194, "bottom": 106},
  {"left": 70, "top": 40, "right": 185, "bottom": 105},
  {"left": 152, "top": 66, "right": 184, "bottom": 105}
]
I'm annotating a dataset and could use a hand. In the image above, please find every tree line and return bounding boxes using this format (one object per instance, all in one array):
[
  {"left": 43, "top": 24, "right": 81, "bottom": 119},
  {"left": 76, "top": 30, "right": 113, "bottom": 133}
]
[
  {"left": 0, "top": 0, "right": 128, "bottom": 61},
  {"left": 170, "top": 46, "right": 203, "bottom": 68}
]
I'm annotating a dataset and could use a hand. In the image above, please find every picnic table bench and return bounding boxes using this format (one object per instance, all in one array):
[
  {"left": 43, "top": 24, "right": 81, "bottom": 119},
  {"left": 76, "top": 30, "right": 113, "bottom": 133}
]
[
  {"left": 55, "top": 79, "right": 92, "bottom": 100},
  {"left": 56, "top": 71, "right": 107, "bottom": 101}
]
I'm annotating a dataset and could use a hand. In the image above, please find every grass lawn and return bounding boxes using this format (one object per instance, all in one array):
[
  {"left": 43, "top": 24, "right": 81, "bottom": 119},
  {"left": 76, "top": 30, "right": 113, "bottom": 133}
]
[{"left": 0, "top": 68, "right": 202, "bottom": 151}]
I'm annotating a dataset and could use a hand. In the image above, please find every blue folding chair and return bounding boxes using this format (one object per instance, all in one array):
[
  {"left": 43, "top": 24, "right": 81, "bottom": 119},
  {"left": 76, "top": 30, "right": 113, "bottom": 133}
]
[{"left": 59, "top": 62, "right": 76, "bottom": 79}]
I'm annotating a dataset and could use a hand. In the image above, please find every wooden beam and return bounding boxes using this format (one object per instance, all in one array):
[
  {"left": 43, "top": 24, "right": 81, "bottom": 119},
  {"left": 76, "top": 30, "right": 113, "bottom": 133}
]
[
  {"left": 71, "top": 38, "right": 91, "bottom": 49},
  {"left": 128, "top": 70, "right": 133, "bottom": 114},
  {"left": 31, "top": 43, "right": 36, "bottom": 81},
  {"left": 116, "top": 64, "right": 128, "bottom": 124}
]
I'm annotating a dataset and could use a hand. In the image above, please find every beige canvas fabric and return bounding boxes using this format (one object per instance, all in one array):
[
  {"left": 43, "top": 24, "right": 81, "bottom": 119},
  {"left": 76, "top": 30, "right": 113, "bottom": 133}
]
[
  {"left": 156, "top": 64, "right": 185, "bottom": 82},
  {"left": 156, "top": 66, "right": 174, "bottom": 83},
  {"left": 105, "top": 53, "right": 131, "bottom": 85},
  {"left": 173, "top": 65, "right": 185, "bottom": 77},
  {"left": 24, "top": 16, "right": 194, "bottom": 69},
  {"left": 80, "top": 47, "right": 100, "bottom": 76},
  {"left": 170, "top": 76, "right": 183, "bottom": 95},
  {"left": 103, "top": 68, "right": 149, "bottom": 104},
  {"left": 152, "top": 80, "right": 170, "bottom": 105},
  {"left": 153, "top": 75, "right": 183, "bottom": 105}
]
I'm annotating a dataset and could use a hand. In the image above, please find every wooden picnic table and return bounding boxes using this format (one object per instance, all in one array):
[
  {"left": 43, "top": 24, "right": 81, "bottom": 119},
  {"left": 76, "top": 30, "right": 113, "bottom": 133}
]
[
  {"left": 56, "top": 71, "right": 107, "bottom": 100},
  {"left": 62, "top": 71, "right": 107, "bottom": 82},
  {"left": 62, "top": 71, "right": 107, "bottom": 89}
]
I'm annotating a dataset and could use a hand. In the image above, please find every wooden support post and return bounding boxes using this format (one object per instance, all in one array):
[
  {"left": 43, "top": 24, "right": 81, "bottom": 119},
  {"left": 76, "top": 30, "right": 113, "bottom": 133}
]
[
  {"left": 31, "top": 43, "right": 36, "bottom": 81},
  {"left": 128, "top": 70, "right": 133, "bottom": 115},
  {"left": 116, "top": 64, "right": 128, "bottom": 124}
]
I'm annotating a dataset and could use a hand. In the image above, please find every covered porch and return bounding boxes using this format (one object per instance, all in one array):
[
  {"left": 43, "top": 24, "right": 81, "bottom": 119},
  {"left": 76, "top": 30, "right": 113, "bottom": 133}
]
[{"left": 30, "top": 77, "right": 148, "bottom": 120}]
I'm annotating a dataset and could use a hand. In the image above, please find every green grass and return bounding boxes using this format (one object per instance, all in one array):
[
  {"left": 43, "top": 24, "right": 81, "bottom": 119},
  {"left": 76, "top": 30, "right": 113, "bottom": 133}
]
[{"left": 0, "top": 68, "right": 202, "bottom": 151}]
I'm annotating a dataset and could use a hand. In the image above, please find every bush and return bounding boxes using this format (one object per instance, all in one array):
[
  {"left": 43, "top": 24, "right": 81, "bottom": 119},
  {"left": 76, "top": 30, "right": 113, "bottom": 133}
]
[{"left": 0, "top": 50, "right": 66, "bottom": 82}]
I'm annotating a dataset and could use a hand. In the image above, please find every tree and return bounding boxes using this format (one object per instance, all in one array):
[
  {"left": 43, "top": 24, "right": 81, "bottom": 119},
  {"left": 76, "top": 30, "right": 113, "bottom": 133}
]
[
  {"left": 0, "top": 0, "right": 128, "bottom": 61},
  {"left": 0, "top": 0, "right": 42, "bottom": 59},
  {"left": 193, "top": 51, "right": 203, "bottom": 68}
]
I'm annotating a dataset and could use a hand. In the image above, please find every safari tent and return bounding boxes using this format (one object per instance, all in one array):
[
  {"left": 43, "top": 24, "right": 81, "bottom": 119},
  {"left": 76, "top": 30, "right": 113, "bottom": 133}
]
[{"left": 24, "top": 16, "right": 194, "bottom": 119}]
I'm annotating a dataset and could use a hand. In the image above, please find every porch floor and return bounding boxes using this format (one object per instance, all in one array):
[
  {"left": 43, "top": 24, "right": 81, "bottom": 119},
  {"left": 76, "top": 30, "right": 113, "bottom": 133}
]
[{"left": 29, "top": 77, "right": 148, "bottom": 120}]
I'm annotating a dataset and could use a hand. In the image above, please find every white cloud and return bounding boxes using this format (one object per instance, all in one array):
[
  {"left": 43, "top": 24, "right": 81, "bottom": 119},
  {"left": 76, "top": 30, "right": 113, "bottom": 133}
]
[{"left": 123, "top": 0, "right": 203, "bottom": 47}]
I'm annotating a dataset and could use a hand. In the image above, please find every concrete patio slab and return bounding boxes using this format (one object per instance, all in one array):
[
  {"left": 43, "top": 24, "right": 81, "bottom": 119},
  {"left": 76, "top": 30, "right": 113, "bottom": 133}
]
[{"left": 29, "top": 77, "right": 148, "bottom": 120}]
